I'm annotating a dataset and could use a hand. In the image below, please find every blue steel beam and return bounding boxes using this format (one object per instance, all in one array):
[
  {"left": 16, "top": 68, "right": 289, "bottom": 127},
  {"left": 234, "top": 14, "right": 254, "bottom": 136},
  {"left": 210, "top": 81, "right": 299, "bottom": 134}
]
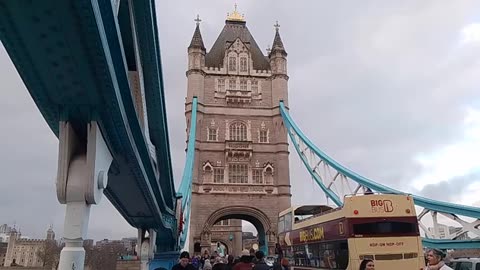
[
  {"left": 130, "top": 0, "right": 176, "bottom": 211},
  {"left": 0, "top": 0, "right": 177, "bottom": 248},
  {"left": 422, "top": 238, "right": 480, "bottom": 250},
  {"left": 177, "top": 97, "right": 198, "bottom": 249}
]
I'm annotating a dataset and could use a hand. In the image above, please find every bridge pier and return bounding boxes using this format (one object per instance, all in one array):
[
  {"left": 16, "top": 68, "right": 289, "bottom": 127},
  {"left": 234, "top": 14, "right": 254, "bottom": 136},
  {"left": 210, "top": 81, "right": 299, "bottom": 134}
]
[
  {"left": 149, "top": 251, "right": 180, "bottom": 270},
  {"left": 138, "top": 228, "right": 157, "bottom": 270},
  {"left": 56, "top": 122, "right": 113, "bottom": 270}
]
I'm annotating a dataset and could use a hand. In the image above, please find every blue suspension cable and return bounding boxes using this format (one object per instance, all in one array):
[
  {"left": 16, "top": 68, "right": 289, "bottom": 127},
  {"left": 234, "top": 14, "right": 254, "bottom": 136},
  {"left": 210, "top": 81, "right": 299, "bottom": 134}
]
[{"left": 177, "top": 97, "right": 198, "bottom": 249}]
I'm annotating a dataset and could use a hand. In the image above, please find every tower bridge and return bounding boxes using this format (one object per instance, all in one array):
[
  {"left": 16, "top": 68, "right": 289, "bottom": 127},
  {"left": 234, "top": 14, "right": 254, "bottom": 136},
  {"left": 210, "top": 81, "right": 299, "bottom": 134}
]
[{"left": 0, "top": 2, "right": 479, "bottom": 270}]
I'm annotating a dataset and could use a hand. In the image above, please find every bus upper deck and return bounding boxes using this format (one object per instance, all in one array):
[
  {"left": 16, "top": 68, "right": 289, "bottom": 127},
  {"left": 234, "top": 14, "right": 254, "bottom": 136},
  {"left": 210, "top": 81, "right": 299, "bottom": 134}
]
[{"left": 277, "top": 194, "right": 424, "bottom": 270}]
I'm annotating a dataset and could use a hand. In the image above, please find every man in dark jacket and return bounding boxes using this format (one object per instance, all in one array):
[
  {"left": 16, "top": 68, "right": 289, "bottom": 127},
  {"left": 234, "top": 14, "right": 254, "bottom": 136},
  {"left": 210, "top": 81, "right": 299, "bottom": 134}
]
[
  {"left": 253, "top": 251, "right": 270, "bottom": 270},
  {"left": 172, "top": 251, "right": 195, "bottom": 270}
]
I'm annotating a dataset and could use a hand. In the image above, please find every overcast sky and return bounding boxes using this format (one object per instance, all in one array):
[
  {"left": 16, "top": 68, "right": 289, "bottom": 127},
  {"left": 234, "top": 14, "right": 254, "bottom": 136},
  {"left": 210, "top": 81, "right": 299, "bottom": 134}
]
[{"left": 1, "top": 1, "right": 479, "bottom": 241}]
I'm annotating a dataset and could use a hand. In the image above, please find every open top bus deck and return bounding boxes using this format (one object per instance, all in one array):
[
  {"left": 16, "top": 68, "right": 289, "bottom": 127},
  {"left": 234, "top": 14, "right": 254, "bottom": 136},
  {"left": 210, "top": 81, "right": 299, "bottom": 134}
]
[{"left": 277, "top": 194, "right": 424, "bottom": 270}]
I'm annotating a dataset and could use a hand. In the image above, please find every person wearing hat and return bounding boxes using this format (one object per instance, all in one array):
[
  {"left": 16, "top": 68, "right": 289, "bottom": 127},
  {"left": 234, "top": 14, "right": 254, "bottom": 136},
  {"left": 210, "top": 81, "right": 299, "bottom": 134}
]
[
  {"left": 172, "top": 251, "right": 195, "bottom": 270},
  {"left": 253, "top": 251, "right": 270, "bottom": 270},
  {"left": 424, "top": 249, "right": 453, "bottom": 270},
  {"left": 233, "top": 250, "right": 254, "bottom": 270}
]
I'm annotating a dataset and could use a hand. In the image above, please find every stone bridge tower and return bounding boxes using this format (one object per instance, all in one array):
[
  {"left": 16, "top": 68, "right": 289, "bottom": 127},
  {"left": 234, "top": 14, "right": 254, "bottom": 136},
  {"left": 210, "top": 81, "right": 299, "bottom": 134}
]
[{"left": 185, "top": 7, "right": 291, "bottom": 256}]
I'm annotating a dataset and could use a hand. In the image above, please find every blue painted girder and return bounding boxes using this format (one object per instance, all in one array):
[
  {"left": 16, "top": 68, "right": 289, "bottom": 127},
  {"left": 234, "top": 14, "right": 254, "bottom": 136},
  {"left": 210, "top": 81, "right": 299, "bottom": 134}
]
[
  {"left": 422, "top": 238, "right": 480, "bottom": 249},
  {"left": 0, "top": 0, "right": 177, "bottom": 249}
]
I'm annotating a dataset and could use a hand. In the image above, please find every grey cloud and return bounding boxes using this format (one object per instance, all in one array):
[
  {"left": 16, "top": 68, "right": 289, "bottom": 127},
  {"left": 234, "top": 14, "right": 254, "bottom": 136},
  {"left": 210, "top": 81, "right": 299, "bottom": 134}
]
[
  {"left": 1, "top": 1, "right": 480, "bottom": 240},
  {"left": 416, "top": 172, "right": 480, "bottom": 203}
]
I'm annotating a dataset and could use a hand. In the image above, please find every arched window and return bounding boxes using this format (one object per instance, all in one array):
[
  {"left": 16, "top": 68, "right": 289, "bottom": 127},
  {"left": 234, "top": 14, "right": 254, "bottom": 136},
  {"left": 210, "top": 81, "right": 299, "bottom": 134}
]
[
  {"left": 240, "top": 57, "right": 248, "bottom": 72},
  {"left": 229, "top": 122, "right": 247, "bottom": 141},
  {"left": 264, "top": 165, "right": 274, "bottom": 185},
  {"left": 203, "top": 162, "right": 213, "bottom": 183},
  {"left": 229, "top": 56, "right": 237, "bottom": 71}
]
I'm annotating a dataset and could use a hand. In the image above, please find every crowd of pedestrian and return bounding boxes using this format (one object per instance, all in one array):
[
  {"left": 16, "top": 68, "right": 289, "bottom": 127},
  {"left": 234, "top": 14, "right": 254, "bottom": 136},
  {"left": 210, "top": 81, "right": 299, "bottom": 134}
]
[
  {"left": 172, "top": 248, "right": 452, "bottom": 270},
  {"left": 171, "top": 248, "right": 290, "bottom": 270}
]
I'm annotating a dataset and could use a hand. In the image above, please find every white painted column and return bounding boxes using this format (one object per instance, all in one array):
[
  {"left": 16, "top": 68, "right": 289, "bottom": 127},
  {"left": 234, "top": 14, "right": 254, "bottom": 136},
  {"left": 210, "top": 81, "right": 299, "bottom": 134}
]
[
  {"left": 57, "top": 122, "right": 113, "bottom": 270},
  {"left": 431, "top": 211, "right": 439, "bottom": 239},
  {"left": 138, "top": 228, "right": 156, "bottom": 270}
]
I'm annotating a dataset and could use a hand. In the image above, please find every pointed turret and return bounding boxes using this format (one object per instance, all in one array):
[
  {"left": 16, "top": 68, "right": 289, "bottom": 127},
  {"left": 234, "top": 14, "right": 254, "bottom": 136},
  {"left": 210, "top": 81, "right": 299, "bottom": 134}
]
[
  {"left": 46, "top": 224, "right": 55, "bottom": 241},
  {"left": 269, "top": 21, "right": 289, "bottom": 107},
  {"left": 269, "top": 21, "right": 287, "bottom": 57},
  {"left": 271, "top": 28, "right": 287, "bottom": 55},
  {"left": 269, "top": 21, "right": 288, "bottom": 76},
  {"left": 188, "top": 15, "right": 206, "bottom": 71},
  {"left": 187, "top": 15, "right": 206, "bottom": 103},
  {"left": 188, "top": 23, "right": 206, "bottom": 51}
]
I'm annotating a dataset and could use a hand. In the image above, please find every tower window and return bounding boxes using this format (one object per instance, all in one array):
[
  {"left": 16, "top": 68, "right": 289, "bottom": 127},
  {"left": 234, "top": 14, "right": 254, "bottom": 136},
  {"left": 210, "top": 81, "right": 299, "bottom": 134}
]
[
  {"left": 217, "top": 79, "right": 225, "bottom": 92},
  {"left": 228, "top": 163, "right": 248, "bottom": 183},
  {"left": 214, "top": 168, "right": 224, "bottom": 183},
  {"left": 253, "top": 169, "right": 263, "bottom": 184},
  {"left": 251, "top": 81, "right": 258, "bottom": 93},
  {"left": 214, "top": 220, "right": 230, "bottom": 226},
  {"left": 240, "top": 57, "right": 247, "bottom": 72},
  {"left": 229, "top": 122, "right": 247, "bottom": 141},
  {"left": 229, "top": 57, "right": 237, "bottom": 71},
  {"left": 208, "top": 128, "right": 217, "bottom": 141},
  {"left": 240, "top": 80, "right": 247, "bottom": 91},
  {"left": 260, "top": 130, "right": 268, "bottom": 143},
  {"left": 229, "top": 79, "right": 236, "bottom": 90}
]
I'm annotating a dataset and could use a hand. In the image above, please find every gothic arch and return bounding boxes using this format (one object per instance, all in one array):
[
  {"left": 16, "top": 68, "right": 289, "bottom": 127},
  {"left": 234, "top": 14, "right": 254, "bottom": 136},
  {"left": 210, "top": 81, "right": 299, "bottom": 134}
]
[
  {"left": 202, "top": 205, "right": 272, "bottom": 234},
  {"left": 211, "top": 239, "right": 232, "bottom": 256}
]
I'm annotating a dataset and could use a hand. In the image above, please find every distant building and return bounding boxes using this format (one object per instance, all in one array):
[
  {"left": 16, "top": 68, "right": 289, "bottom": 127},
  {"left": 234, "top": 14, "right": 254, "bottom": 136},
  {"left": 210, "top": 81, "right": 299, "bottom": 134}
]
[
  {"left": 448, "top": 227, "right": 470, "bottom": 240},
  {"left": 207, "top": 219, "right": 242, "bottom": 256},
  {"left": 95, "top": 239, "right": 126, "bottom": 254},
  {"left": 242, "top": 232, "right": 256, "bottom": 240},
  {"left": 3, "top": 226, "right": 56, "bottom": 267},
  {"left": 121, "top": 237, "right": 137, "bottom": 254},
  {"left": 0, "top": 242, "right": 7, "bottom": 266},
  {"left": 242, "top": 232, "right": 258, "bottom": 251},
  {"left": 428, "top": 224, "right": 469, "bottom": 240},
  {"left": 83, "top": 239, "right": 94, "bottom": 249},
  {"left": 0, "top": 224, "right": 12, "bottom": 234},
  {"left": 0, "top": 224, "right": 12, "bottom": 243}
]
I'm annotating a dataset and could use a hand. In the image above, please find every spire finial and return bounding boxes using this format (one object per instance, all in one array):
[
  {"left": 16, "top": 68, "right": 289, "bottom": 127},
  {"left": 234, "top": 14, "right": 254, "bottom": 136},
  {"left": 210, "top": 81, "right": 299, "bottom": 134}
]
[
  {"left": 194, "top": 14, "right": 201, "bottom": 26},
  {"left": 226, "top": 3, "right": 245, "bottom": 22},
  {"left": 274, "top": 21, "right": 280, "bottom": 31}
]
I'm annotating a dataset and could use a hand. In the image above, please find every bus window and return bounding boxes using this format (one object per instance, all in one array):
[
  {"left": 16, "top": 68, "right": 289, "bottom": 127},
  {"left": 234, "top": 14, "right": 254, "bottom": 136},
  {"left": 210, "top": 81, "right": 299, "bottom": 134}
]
[
  {"left": 290, "top": 241, "right": 348, "bottom": 269},
  {"left": 278, "top": 216, "right": 285, "bottom": 233},
  {"left": 284, "top": 213, "right": 292, "bottom": 231},
  {"left": 353, "top": 221, "right": 418, "bottom": 236}
]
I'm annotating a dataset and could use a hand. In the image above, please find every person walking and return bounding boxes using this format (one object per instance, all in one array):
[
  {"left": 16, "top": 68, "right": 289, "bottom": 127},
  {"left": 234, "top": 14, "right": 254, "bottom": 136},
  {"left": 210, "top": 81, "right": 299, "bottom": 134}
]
[
  {"left": 172, "top": 251, "right": 195, "bottom": 270},
  {"left": 253, "top": 251, "right": 270, "bottom": 270},
  {"left": 359, "top": 259, "right": 374, "bottom": 270},
  {"left": 424, "top": 249, "right": 453, "bottom": 270}
]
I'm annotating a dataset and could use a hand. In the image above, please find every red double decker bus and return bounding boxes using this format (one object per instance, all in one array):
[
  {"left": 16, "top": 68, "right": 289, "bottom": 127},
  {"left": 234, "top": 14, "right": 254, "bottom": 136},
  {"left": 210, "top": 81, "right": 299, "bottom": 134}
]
[{"left": 277, "top": 194, "right": 424, "bottom": 270}]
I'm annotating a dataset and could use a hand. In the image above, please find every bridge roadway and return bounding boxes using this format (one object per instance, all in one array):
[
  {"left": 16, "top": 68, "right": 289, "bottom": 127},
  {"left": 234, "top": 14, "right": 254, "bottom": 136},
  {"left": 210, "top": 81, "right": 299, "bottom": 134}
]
[{"left": 0, "top": 0, "right": 178, "bottom": 254}]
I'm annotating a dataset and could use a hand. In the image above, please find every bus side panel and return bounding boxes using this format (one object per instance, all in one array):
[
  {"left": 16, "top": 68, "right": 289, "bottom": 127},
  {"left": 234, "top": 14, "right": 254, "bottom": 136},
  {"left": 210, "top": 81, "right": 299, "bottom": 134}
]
[
  {"left": 350, "top": 237, "right": 423, "bottom": 270},
  {"left": 347, "top": 239, "right": 358, "bottom": 270}
]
